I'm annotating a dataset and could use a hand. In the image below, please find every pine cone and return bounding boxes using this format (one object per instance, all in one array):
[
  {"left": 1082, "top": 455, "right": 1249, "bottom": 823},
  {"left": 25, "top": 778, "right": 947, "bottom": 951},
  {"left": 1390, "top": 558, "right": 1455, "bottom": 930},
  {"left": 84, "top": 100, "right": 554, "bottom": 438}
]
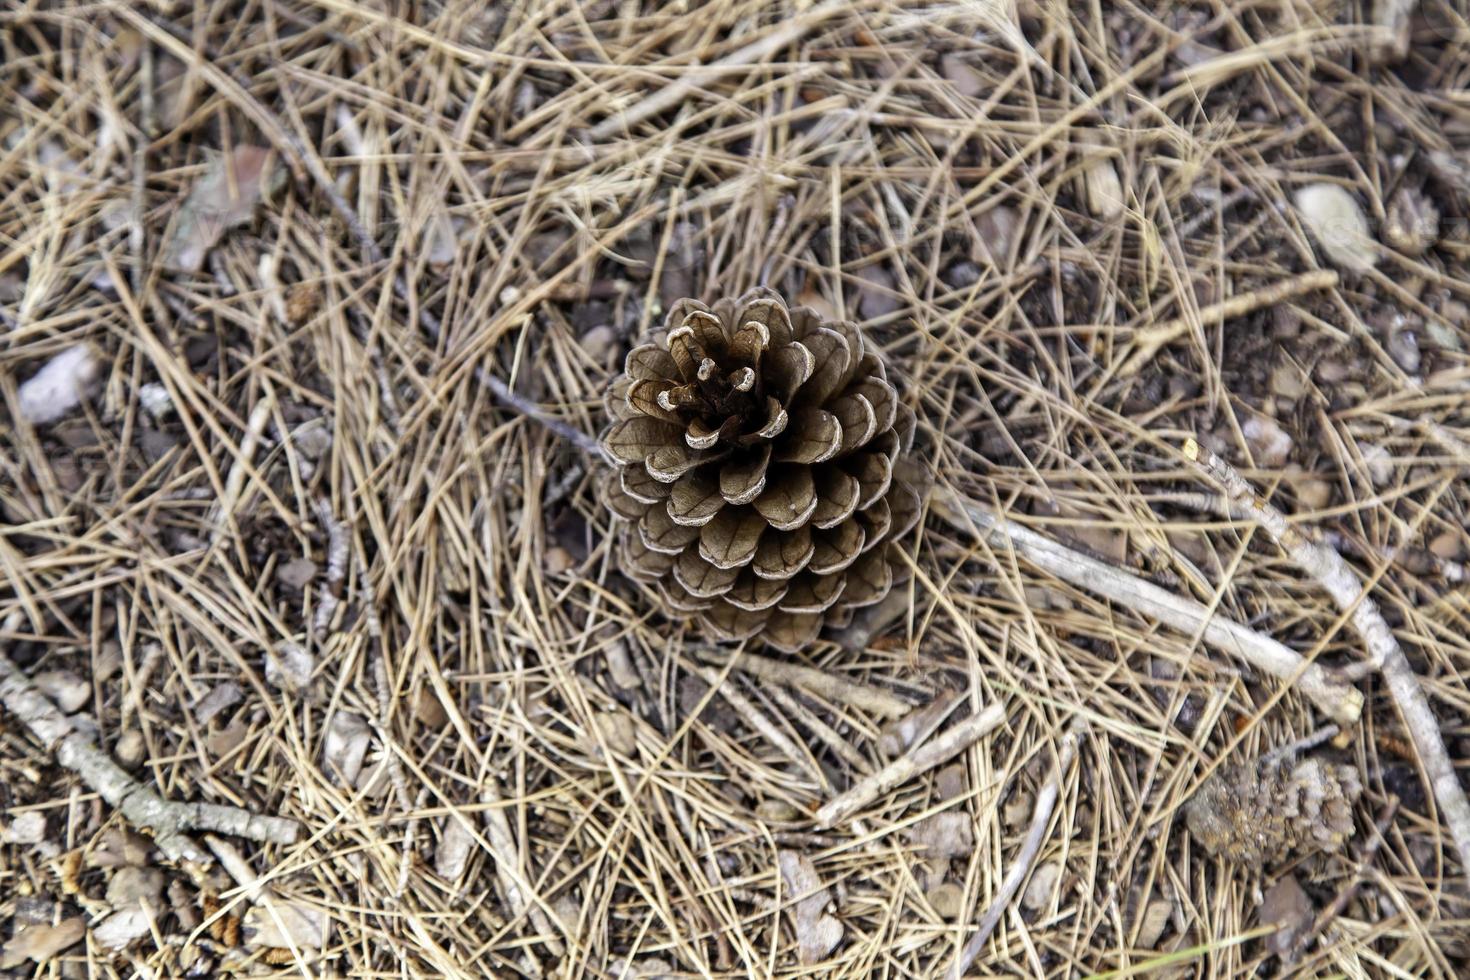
[
  {"left": 598, "top": 288, "right": 920, "bottom": 652},
  {"left": 1185, "top": 756, "right": 1362, "bottom": 868}
]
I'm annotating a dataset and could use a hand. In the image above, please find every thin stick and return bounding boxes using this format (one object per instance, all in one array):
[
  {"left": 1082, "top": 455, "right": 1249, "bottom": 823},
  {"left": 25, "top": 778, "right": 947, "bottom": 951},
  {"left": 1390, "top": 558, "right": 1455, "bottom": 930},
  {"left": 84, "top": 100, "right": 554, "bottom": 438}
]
[
  {"left": 588, "top": 0, "right": 850, "bottom": 140},
  {"left": 814, "top": 702, "right": 1006, "bottom": 828},
  {"left": 0, "top": 650, "right": 301, "bottom": 863},
  {"left": 1185, "top": 439, "right": 1470, "bottom": 875},
  {"left": 933, "top": 489, "right": 1363, "bottom": 727},
  {"left": 211, "top": 393, "right": 275, "bottom": 543},
  {"left": 949, "top": 724, "right": 1082, "bottom": 979},
  {"left": 1115, "top": 270, "right": 1338, "bottom": 378},
  {"left": 696, "top": 648, "right": 914, "bottom": 719},
  {"left": 690, "top": 663, "right": 827, "bottom": 789},
  {"left": 127, "top": 8, "right": 599, "bottom": 457}
]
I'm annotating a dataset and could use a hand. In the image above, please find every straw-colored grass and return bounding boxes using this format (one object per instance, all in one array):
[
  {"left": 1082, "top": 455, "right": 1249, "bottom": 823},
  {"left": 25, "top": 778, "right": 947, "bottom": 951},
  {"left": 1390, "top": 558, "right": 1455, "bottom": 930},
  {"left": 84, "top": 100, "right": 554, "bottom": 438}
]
[{"left": 1, "top": 1, "right": 1467, "bottom": 977}]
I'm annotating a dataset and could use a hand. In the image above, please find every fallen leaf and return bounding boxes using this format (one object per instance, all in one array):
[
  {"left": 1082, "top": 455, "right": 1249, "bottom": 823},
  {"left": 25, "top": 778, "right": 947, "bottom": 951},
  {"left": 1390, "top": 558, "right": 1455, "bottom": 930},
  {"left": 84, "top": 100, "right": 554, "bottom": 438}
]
[
  {"left": 434, "top": 815, "right": 476, "bottom": 882},
  {"left": 191, "top": 682, "right": 243, "bottom": 728},
  {"left": 244, "top": 900, "right": 326, "bottom": 949},
  {"left": 206, "top": 721, "right": 248, "bottom": 760},
  {"left": 165, "top": 146, "right": 282, "bottom": 272},
  {"left": 17, "top": 347, "right": 99, "bottom": 427},
  {"left": 1134, "top": 895, "right": 1173, "bottom": 948},
  {"left": 1294, "top": 183, "right": 1378, "bottom": 273},
  {"left": 778, "top": 850, "right": 844, "bottom": 965},
  {"left": 907, "top": 813, "right": 975, "bottom": 861},
  {"left": 0, "top": 918, "right": 85, "bottom": 968},
  {"left": 323, "top": 711, "right": 371, "bottom": 785},
  {"left": 1259, "top": 873, "right": 1313, "bottom": 957},
  {"left": 94, "top": 907, "right": 152, "bottom": 949},
  {"left": 106, "top": 866, "right": 165, "bottom": 909}
]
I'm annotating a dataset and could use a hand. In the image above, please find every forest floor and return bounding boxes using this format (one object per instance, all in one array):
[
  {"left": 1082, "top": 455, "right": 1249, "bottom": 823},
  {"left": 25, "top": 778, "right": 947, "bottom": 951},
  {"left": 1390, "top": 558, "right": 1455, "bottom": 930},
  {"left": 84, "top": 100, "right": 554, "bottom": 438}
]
[{"left": 1, "top": 1, "right": 1468, "bottom": 977}]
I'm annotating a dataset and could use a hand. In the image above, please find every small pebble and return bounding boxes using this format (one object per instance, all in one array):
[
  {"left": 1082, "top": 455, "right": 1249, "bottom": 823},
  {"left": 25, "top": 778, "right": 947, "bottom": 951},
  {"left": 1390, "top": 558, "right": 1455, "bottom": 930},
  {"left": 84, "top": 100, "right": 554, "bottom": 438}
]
[
  {"left": 755, "top": 800, "right": 803, "bottom": 823},
  {"left": 935, "top": 764, "right": 967, "bottom": 802},
  {"left": 579, "top": 325, "right": 617, "bottom": 362},
  {"left": 33, "top": 670, "right": 91, "bottom": 713},
  {"left": 4, "top": 811, "right": 47, "bottom": 845},
  {"left": 1361, "top": 443, "right": 1394, "bottom": 487},
  {"left": 926, "top": 882, "right": 966, "bottom": 919},
  {"left": 544, "top": 546, "right": 575, "bottom": 575},
  {"left": 1293, "top": 476, "right": 1333, "bottom": 510},
  {"left": 114, "top": 730, "right": 146, "bottom": 770},
  {"left": 1429, "top": 531, "right": 1463, "bottom": 561},
  {"left": 1022, "top": 860, "right": 1062, "bottom": 911}
]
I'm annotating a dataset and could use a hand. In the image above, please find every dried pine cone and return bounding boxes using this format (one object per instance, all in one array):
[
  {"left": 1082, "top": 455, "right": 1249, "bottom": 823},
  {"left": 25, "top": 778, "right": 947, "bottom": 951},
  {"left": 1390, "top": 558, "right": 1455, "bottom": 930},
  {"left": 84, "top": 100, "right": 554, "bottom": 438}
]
[
  {"left": 598, "top": 288, "right": 920, "bottom": 652},
  {"left": 1186, "top": 756, "right": 1362, "bottom": 868}
]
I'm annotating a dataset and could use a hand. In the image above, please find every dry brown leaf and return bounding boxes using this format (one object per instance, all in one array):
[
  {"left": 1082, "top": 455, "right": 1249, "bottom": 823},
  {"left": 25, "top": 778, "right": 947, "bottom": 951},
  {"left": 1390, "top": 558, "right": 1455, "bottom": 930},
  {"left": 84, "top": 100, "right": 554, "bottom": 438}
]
[
  {"left": 166, "top": 146, "right": 282, "bottom": 272},
  {"left": 94, "top": 907, "right": 152, "bottom": 949},
  {"left": 778, "top": 850, "right": 843, "bottom": 965},
  {"left": 434, "top": 815, "right": 476, "bottom": 882},
  {"left": 323, "top": 711, "right": 371, "bottom": 785},
  {"left": 244, "top": 900, "right": 327, "bottom": 949},
  {"left": 1134, "top": 895, "right": 1173, "bottom": 948},
  {"left": 0, "top": 918, "right": 85, "bottom": 968},
  {"left": 1259, "top": 873, "right": 1313, "bottom": 957},
  {"left": 907, "top": 813, "right": 975, "bottom": 861}
]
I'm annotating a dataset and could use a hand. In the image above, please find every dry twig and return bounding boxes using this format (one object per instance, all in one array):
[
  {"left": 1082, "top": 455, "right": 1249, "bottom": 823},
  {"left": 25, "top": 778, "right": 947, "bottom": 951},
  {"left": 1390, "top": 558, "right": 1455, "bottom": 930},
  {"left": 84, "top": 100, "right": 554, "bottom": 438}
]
[
  {"left": 697, "top": 648, "right": 915, "bottom": 719},
  {"left": 0, "top": 650, "right": 301, "bottom": 864},
  {"left": 933, "top": 489, "right": 1363, "bottom": 727},
  {"left": 950, "top": 722, "right": 1082, "bottom": 978},
  {"left": 1185, "top": 439, "right": 1470, "bottom": 874},
  {"left": 814, "top": 701, "right": 1007, "bottom": 828},
  {"left": 1115, "top": 270, "right": 1338, "bottom": 379}
]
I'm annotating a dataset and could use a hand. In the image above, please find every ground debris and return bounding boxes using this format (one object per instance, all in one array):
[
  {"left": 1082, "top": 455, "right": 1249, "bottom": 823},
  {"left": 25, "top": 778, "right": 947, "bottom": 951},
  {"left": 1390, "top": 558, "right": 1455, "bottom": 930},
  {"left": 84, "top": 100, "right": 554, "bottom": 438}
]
[
  {"left": 777, "top": 851, "right": 844, "bottom": 965},
  {"left": 1186, "top": 756, "right": 1362, "bottom": 868},
  {"left": 165, "top": 145, "right": 282, "bottom": 272}
]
